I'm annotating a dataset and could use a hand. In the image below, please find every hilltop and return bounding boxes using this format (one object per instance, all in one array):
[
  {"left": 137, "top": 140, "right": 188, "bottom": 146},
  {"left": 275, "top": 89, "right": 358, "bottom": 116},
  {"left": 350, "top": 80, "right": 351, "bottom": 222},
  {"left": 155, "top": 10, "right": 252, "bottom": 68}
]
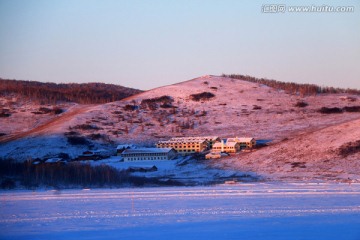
[
  {"left": 0, "top": 78, "right": 142, "bottom": 104},
  {"left": 1, "top": 75, "right": 360, "bottom": 183},
  {"left": 0, "top": 78, "right": 141, "bottom": 141}
]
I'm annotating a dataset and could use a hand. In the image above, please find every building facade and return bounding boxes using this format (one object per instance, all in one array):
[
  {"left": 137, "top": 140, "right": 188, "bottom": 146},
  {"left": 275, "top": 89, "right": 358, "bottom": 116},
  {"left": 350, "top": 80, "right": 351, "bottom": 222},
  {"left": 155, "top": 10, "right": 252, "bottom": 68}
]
[
  {"left": 212, "top": 141, "right": 240, "bottom": 153},
  {"left": 121, "top": 148, "right": 177, "bottom": 162},
  {"left": 227, "top": 137, "right": 256, "bottom": 149},
  {"left": 156, "top": 136, "right": 219, "bottom": 154}
]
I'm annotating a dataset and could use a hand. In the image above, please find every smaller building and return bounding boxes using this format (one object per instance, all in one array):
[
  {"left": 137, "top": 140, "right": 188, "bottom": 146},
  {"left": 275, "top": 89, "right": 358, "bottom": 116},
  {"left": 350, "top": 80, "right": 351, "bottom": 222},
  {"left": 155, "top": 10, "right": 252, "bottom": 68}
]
[
  {"left": 212, "top": 141, "right": 240, "bottom": 153},
  {"left": 117, "top": 144, "right": 136, "bottom": 155},
  {"left": 77, "top": 149, "right": 110, "bottom": 160},
  {"left": 227, "top": 137, "right": 256, "bottom": 149},
  {"left": 121, "top": 148, "right": 177, "bottom": 162}
]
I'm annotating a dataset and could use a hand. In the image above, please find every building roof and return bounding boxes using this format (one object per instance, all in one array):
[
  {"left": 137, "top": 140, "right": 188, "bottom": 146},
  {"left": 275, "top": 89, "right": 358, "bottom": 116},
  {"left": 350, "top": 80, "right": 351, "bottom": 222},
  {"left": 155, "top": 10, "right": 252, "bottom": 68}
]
[
  {"left": 116, "top": 144, "right": 135, "bottom": 150},
  {"left": 157, "top": 139, "right": 206, "bottom": 144},
  {"left": 227, "top": 137, "right": 255, "bottom": 142},
  {"left": 121, "top": 148, "right": 174, "bottom": 155},
  {"left": 213, "top": 142, "right": 239, "bottom": 148},
  {"left": 170, "top": 136, "right": 219, "bottom": 141}
]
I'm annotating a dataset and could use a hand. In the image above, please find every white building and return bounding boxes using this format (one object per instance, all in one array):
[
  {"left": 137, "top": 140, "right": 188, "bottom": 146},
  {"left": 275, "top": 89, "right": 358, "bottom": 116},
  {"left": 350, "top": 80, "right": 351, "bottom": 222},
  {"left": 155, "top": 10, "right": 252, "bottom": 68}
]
[{"left": 121, "top": 148, "right": 177, "bottom": 162}]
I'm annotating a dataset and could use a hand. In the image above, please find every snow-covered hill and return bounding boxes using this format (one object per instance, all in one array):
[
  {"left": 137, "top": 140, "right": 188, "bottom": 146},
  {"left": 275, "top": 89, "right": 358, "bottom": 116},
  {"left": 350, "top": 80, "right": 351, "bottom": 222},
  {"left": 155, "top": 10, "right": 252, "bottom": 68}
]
[
  {"left": 213, "top": 117, "right": 360, "bottom": 182},
  {"left": 33, "top": 75, "right": 360, "bottom": 143},
  {"left": 1, "top": 75, "right": 359, "bottom": 182}
]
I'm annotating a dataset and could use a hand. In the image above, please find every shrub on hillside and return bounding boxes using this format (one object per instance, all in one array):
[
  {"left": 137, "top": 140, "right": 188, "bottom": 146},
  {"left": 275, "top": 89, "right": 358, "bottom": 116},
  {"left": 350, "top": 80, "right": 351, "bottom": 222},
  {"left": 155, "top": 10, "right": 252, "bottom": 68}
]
[
  {"left": 338, "top": 140, "right": 360, "bottom": 157},
  {"left": 88, "top": 133, "right": 103, "bottom": 140},
  {"left": 67, "top": 136, "right": 90, "bottom": 145},
  {"left": 295, "top": 101, "right": 308, "bottom": 108},
  {"left": 190, "top": 92, "right": 215, "bottom": 101},
  {"left": 0, "top": 112, "right": 11, "bottom": 117},
  {"left": 53, "top": 107, "right": 63, "bottom": 114},
  {"left": 318, "top": 107, "right": 343, "bottom": 114},
  {"left": 343, "top": 106, "right": 360, "bottom": 112},
  {"left": 73, "top": 124, "right": 100, "bottom": 130},
  {"left": 123, "top": 104, "right": 137, "bottom": 111},
  {"left": 39, "top": 107, "right": 53, "bottom": 114},
  {"left": 141, "top": 96, "right": 174, "bottom": 110}
]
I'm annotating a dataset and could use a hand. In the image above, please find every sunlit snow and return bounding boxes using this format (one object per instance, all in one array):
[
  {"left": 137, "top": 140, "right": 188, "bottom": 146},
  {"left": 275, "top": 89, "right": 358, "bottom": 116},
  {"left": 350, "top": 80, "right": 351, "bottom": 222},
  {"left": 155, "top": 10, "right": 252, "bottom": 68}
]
[{"left": 1, "top": 183, "right": 360, "bottom": 240}]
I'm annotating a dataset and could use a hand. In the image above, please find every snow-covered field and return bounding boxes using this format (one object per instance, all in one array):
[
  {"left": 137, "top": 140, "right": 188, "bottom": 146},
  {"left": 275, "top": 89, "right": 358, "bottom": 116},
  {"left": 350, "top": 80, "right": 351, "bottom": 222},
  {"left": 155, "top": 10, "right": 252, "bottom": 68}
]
[
  {"left": 89, "top": 156, "right": 256, "bottom": 185},
  {"left": 1, "top": 183, "right": 360, "bottom": 240}
]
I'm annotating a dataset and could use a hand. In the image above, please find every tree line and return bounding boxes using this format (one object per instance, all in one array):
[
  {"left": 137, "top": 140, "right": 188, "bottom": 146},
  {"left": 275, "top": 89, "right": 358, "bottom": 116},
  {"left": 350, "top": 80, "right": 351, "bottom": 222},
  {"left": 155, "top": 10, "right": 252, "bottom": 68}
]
[
  {"left": 222, "top": 74, "right": 360, "bottom": 96},
  {"left": 0, "top": 158, "right": 184, "bottom": 189},
  {"left": 0, "top": 78, "right": 142, "bottom": 104}
]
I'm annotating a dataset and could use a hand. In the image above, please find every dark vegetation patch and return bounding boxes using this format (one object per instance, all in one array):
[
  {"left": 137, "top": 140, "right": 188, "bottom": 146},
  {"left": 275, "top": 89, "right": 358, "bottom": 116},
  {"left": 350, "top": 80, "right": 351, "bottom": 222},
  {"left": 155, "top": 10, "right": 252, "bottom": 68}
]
[
  {"left": 291, "top": 162, "right": 306, "bottom": 168},
  {"left": 87, "top": 133, "right": 104, "bottom": 140},
  {"left": 141, "top": 95, "right": 174, "bottom": 110},
  {"left": 0, "top": 133, "right": 6, "bottom": 137},
  {"left": 65, "top": 131, "right": 79, "bottom": 136},
  {"left": 318, "top": 106, "right": 360, "bottom": 114},
  {"left": 210, "top": 87, "right": 218, "bottom": 90},
  {"left": 338, "top": 140, "right": 360, "bottom": 157},
  {"left": 198, "top": 110, "right": 207, "bottom": 117},
  {"left": 0, "top": 111, "right": 11, "bottom": 117},
  {"left": 31, "top": 107, "right": 64, "bottom": 115},
  {"left": 223, "top": 74, "right": 360, "bottom": 96},
  {"left": 123, "top": 104, "right": 138, "bottom": 111},
  {"left": 112, "top": 110, "right": 122, "bottom": 114},
  {"left": 190, "top": 92, "right": 215, "bottom": 101},
  {"left": 0, "top": 159, "right": 184, "bottom": 189},
  {"left": 295, "top": 101, "right": 308, "bottom": 107},
  {"left": 72, "top": 124, "right": 101, "bottom": 130},
  {"left": 67, "top": 136, "right": 90, "bottom": 145},
  {"left": 0, "top": 78, "right": 142, "bottom": 104},
  {"left": 343, "top": 106, "right": 360, "bottom": 112},
  {"left": 160, "top": 103, "right": 173, "bottom": 108},
  {"left": 1, "top": 178, "right": 16, "bottom": 189},
  {"left": 318, "top": 107, "right": 343, "bottom": 114},
  {"left": 127, "top": 166, "right": 158, "bottom": 173},
  {"left": 39, "top": 107, "right": 53, "bottom": 114},
  {"left": 253, "top": 105, "right": 262, "bottom": 110},
  {"left": 53, "top": 107, "right": 63, "bottom": 114}
]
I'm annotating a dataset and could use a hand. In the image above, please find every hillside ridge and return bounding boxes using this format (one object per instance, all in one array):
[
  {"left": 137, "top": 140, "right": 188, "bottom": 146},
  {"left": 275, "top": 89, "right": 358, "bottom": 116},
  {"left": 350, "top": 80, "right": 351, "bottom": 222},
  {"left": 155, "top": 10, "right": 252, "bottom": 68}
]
[{"left": 0, "top": 78, "right": 142, "bottom": 104}]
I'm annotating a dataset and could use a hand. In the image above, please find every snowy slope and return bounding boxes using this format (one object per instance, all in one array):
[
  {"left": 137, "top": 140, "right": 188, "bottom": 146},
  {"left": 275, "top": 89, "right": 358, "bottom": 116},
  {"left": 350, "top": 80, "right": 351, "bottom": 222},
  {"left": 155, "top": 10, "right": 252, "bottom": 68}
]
[
  {"left": 40, "top": 75, "right": 360, "bottom": 143},
  {"left": 212, "top": 117, "right": 360, "bottom": 182},
  {"left": 1, "top": 75, "right": 360, "bottom": 182}
]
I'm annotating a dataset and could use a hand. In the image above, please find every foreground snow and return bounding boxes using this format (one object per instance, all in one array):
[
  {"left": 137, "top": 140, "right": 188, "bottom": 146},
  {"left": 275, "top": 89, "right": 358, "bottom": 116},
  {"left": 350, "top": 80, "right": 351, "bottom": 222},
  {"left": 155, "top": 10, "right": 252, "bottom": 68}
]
[{"left": 1, "top": 183, "right": 360, "bottom": 240}]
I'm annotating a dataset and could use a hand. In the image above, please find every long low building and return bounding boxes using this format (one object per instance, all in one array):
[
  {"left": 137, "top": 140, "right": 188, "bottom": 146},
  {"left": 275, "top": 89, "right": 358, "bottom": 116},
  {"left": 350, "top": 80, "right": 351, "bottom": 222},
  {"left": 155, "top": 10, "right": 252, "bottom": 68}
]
[
  {"left": 121, "top": 148, "right": 177, "bottom": 162},
  {"left": 156, "top": 136, "right": 220, "bottom": 155}
]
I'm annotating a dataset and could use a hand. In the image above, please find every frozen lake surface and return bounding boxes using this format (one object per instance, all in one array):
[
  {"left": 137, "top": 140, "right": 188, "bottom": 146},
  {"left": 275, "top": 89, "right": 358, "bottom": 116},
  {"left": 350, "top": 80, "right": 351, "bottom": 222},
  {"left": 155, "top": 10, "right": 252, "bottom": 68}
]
[{"left": 1, "top": 183, "right": 360, "bottom": 240}]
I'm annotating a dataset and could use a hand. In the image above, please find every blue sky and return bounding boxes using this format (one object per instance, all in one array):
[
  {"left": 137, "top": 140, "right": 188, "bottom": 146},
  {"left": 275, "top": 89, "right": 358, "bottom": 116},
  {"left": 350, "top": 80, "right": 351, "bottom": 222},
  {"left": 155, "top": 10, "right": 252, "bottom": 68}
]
[{"left": 0, "top": 0, "right": 359, "bottom": 90}]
